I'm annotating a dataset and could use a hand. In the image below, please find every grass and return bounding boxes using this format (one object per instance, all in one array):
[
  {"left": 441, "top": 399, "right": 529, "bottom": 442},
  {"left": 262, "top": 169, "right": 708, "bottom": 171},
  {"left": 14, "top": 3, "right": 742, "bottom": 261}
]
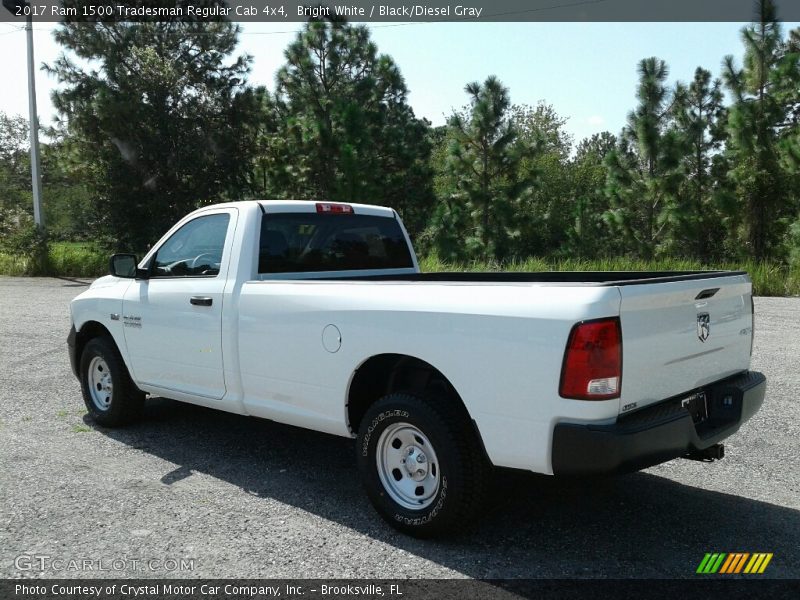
[
  {"left": 71, "top": 424, "right": 92, "bottom": 433},
  {"left": 1, "top": 242, "right": 798, "bottom": 296},
  {"left": 0, "top": 241, "right": 107, "bottom": 277},
  {"left": 48, "top": 241, "right": 108, "bottom": 277}
]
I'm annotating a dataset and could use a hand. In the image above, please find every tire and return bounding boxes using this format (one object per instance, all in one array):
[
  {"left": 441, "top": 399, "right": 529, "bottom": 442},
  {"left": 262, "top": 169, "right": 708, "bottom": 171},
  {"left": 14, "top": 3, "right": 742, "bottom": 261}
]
[
  {"left": 79, "top": 336, "right": 145, "bottom": 427},
  {"left": 356, "top": 391, "right": 491, "bottom": 537}
]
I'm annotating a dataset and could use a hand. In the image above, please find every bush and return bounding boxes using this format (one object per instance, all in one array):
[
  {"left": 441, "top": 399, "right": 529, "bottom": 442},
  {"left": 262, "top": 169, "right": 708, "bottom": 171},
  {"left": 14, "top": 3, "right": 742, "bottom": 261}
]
[
  {"left": 0, "top": 207, "right": 109, "bottom": 277},
  {"left": 0, "top": 207, "right": 49, "bottom": 274}
]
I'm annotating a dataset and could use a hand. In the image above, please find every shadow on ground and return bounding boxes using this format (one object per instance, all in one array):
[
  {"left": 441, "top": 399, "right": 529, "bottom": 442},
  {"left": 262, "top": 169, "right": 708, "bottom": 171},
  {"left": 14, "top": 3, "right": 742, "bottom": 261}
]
[
  {"left": 55, "top": 277, "right": 92, "bottom": 287},
  {"left": 90, "top": 398, "right": 799, "bottom": 579}
]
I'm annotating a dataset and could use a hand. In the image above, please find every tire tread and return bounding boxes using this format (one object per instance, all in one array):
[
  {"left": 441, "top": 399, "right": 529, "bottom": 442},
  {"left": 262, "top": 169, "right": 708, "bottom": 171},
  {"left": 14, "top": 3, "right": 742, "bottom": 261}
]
[
  {"left": 358, "top": 391, "right": 491, "bottom": 537},
  {"left": 80, "top": 336, "right": 144, "bottom": 427}
]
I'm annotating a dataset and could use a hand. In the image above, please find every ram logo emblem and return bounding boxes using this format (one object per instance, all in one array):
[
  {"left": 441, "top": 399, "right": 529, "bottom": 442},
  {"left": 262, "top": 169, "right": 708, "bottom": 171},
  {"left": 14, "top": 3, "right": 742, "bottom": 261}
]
[{"left": 697, "top": 313, "right": 710, "bottom": 343}]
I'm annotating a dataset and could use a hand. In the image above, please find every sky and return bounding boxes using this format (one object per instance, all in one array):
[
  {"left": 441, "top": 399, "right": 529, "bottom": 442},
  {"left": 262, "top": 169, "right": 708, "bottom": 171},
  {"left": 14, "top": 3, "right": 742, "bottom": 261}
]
[{"left": 1, "top": 20, "right": 799, "bottom": 145}]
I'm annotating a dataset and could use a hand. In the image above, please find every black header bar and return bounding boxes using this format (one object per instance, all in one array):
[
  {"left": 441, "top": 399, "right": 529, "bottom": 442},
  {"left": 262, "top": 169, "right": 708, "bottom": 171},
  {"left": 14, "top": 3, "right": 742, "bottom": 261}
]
[
  {"left": 2, "top": 0, "right": 800, "bottom": 23},
  {"left": 2, "top": 579, "right": 800, "bottom": 600}
]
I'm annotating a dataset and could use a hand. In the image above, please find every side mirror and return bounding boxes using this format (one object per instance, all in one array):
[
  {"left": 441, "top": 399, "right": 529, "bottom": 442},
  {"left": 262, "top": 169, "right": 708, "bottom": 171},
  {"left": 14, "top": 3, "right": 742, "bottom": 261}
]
[{"left": 109, "top": 253, "right": 139, "bottom": 279}]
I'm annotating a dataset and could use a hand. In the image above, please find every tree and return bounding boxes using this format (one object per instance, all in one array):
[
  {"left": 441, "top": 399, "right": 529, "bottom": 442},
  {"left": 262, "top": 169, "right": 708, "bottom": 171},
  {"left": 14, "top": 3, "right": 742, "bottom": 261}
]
[
  {"left": 511, "top": 102, "right": 573, "bottom": 256},
  {"left": 39, "top": 135, "right": 94, "bottom": 241},
  {"left": 262, "top": 17, "right": 433, "bottom": 237},
  {"left": 566, "top": 132, "right": 618, "bottom": 258},
  {"left": 47, "top": 9, "right": 262, "bottom": 250},
  {"left": 511, "top": 102, "right": 572, "bottom": 159},
  {"left": 778, "top": 24, "right": 800, "bottom": 263},
  {"left": 575, "top": 131, "right": 618, "bottom": 164},
  {"left": 0, "top": 112, "right": 94, "bottom": 245},
  {"left": 721, "top": 0, "right": 798, "bottom": 259},
  {"left": 429, "top": 76, "right": 536, "bottom": 261},
  {"left": 777, "top": 26, "right": 800, "bottom": 173},
  {"left": 790, "top": 27, "right": 800, "bottom": 53},
  {"left": 604, "top": 57, "right": 683, "bottom": 258},
  {"left": 0, "top": 112, "right": 31, "bottom": 214},
  {"left": 671, "top": 67, "right": 727, "bottom": 260}
]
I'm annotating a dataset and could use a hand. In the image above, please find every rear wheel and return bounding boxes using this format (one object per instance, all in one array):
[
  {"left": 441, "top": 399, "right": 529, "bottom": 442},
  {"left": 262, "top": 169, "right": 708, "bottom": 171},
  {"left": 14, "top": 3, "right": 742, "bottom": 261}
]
[
  {"left": 356, "top": 392, "right": 490, "bottom": 537},
  {"left": 79, "top": 336, "right": 144, "bottom": 427}
]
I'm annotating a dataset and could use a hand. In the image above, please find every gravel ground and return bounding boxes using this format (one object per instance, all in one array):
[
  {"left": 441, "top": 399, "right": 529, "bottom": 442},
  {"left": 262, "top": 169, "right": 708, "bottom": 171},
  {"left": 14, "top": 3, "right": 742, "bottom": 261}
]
[{"left": 0, "top": 277, "right": 798, "bottom": 580}]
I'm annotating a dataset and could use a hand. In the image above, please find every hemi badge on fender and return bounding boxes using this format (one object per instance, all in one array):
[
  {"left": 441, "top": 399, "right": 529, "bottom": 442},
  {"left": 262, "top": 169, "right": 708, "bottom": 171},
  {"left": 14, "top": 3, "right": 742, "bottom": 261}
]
[{"left": 110, "top": 313, "right": 120, "bottom": 321}]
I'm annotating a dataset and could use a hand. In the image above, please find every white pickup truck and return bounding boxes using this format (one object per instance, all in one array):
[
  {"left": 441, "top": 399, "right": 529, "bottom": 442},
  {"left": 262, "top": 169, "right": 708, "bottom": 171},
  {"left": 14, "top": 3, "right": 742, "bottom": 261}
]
[{"left": 68, "top": 200, "right": 766, "bottom": 536}]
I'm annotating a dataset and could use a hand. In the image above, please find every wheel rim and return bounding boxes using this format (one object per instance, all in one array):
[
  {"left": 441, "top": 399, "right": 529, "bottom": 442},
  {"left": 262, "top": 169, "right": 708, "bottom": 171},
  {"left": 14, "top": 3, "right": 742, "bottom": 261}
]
[
  {"left": 376, "top": 422, "right": 441, "bottom": 510},
  {"left": 87, "top": 356, "right": 113, "bottom": 411}
]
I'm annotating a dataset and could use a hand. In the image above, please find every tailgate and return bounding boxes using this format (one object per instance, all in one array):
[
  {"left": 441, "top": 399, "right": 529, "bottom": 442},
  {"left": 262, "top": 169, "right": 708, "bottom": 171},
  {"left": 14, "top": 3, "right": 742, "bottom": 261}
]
[{"left": 618, "top": 273, "right": 753, "bottom": 415}]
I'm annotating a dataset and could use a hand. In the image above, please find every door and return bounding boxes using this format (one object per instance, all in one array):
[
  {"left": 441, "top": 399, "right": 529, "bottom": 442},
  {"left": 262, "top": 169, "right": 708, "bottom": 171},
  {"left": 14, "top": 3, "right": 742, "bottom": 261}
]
[{"left": 122, "top": 209, "right": 237, "bottom": 400}]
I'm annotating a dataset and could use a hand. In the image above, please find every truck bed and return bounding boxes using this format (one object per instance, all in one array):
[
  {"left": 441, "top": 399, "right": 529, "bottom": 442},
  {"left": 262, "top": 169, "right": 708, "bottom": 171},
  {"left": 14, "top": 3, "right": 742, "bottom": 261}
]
[{"left": 320, "top": 270, "right": 747, "bottom": 286}]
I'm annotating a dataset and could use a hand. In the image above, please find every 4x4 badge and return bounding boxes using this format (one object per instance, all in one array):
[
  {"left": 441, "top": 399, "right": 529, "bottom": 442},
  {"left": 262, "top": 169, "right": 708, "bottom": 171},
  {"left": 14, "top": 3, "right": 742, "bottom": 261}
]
[{"left": 697, "top": 313, "right": 710, "bottom": 342}]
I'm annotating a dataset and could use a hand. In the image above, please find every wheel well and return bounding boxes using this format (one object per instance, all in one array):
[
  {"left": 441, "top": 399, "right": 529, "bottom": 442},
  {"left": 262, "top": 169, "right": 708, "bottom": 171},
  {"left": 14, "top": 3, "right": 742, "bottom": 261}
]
[
  {"left": 74, "top": 321, "right": 113, "bottom": 365},
  {"left": 347, "top": 354, "right": 469, "bottom": 434}
]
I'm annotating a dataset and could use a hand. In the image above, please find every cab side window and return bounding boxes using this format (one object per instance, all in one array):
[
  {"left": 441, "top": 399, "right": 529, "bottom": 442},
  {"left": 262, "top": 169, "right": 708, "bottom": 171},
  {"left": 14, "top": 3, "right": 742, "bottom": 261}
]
[{"left": 151, "top": 213, "right": 230, "bottom": 277}]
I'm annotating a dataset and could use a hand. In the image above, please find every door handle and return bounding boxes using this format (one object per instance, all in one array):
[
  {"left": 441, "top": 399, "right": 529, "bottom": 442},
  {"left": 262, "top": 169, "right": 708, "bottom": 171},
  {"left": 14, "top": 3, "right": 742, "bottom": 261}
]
[{"left": 190, "top": 296, "right": 213, "bottom": 306}]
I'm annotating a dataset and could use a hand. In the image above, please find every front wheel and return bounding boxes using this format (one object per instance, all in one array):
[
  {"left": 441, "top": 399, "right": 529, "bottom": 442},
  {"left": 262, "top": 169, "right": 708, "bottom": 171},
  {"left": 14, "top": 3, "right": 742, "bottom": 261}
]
[
  {"left": 356, "top": 392, "right": 490, "bottom": 537},
  {"left": 79, "top": 336, "right": 144, "bottom": 427}
]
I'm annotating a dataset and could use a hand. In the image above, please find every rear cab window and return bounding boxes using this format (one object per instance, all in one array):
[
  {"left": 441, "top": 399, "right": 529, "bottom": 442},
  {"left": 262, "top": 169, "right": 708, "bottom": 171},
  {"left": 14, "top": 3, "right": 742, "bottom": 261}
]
[{"left": 258, "top": 209, "right": 414, "bottom": 275}]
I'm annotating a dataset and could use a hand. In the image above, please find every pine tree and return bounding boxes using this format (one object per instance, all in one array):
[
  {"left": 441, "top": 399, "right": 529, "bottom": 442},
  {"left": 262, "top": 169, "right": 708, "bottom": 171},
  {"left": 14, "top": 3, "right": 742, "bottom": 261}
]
[
  {"left": 722, "top": 0, "right": 797, "bottom": 259},
  {"left": 671, "top": 67, "right": 726, "bottom": 260},
  {"left": 604, "top": 57, "right": 683, "bottom": 259},
  {"left": 47, "top": 14, "right": 262, "bottom": 249},
  {"left": 432, "top": 76, "right": 535, "bottom": 261},
  {"left": 777, "top": 26, "right": 800, "bottom": 171},
  {"left": 778, "top": 25, "right": 800, "bottom": 264},
  {"left": 264, "top": 17, "right": 433, "bottom": 237}
]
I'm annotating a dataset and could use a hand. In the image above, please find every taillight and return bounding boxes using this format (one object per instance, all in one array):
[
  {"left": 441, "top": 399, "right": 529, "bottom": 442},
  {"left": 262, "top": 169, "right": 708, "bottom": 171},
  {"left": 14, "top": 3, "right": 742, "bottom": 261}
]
[
  {"left": 316, "top": 202, "right": 353, "bottom": 214},
  {"left": 559, "top": 317, "right": 622, "bottom": 400}
]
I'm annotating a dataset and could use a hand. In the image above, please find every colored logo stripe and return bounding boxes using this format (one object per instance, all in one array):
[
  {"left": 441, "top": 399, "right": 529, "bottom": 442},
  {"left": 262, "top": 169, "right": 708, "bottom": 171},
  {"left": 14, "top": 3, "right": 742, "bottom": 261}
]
[
  {"left": 697, "top": 553, "right": 726, "bottom": 573},
  {"left": 697, "top": 552, "right": 773, "bottom": 574},
  {"left": 719, "top": 553, "right": 749, "bottom": 573},
  {"left": 744, "top": 553, "right": 773, "bottom": 574}
]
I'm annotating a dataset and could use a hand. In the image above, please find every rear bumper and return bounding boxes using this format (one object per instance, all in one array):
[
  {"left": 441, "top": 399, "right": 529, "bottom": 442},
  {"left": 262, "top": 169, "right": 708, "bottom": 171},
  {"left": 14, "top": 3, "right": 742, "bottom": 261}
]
[{"left": 551, "top": 371, "right": 766, "bottom": 475}]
